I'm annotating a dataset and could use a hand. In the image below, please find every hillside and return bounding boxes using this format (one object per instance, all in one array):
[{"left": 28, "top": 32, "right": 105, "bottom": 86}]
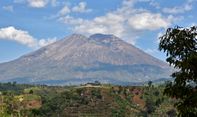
[
  {"left": 0, "top": 83, "right": 177, "bottom": 117},
  {"left": 0, "top": 34, "right": 172, "bottom": 85}
]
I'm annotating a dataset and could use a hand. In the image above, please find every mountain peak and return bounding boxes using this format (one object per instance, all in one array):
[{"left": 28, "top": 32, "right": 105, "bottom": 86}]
[
  {"left": 89, "top": 33, "right": 121, "bottom": 44},
  {"left": 89, "top": 33, "right": 115, "bottom": 39},
  {"left": 69, "top": 33, "right": 87, "bottom": 39}
]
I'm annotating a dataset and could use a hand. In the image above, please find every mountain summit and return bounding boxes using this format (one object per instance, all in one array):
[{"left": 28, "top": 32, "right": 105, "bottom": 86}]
[{"left": 0, "top": 34, "right": 171, "bottom": 85}]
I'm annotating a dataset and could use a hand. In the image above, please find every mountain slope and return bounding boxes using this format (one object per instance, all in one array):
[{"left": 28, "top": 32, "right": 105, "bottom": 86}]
[{"left": 0, "top": 34, "right": 171, "bottom": 85}]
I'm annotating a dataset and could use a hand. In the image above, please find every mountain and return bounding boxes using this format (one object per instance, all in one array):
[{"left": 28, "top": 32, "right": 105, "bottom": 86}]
[{"left": 0, "top": 34, "right": 172, "bottom": 85}]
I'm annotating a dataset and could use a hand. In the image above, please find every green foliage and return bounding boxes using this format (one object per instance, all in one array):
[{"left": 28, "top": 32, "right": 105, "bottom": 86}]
[
  {"left": 29, "top": 90, "right": 33, "bottom": 94},
  {"left": 0, "top": 83, "right": 177, "bottom": 117},
  {"left": 159, "top": 26, "right": 197, "bottom": 116},
  {"left": 167, "top": 109, "right": 177, "bottom": 117},
  {"left": 91, "top": 88, "right": 102, "bottom": 99},
  {"left": 145, "top": 98, "right": 156, "bottom": 114}
]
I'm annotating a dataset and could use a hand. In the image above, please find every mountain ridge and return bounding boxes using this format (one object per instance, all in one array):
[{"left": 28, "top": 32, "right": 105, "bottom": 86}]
[{"left": 0, "top": 33, "right": 171, "bottom": 85}]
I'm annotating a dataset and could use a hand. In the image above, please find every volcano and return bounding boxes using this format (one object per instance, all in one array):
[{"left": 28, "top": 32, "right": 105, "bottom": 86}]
[{"left": 0, "top": 34, "right": 171, "bottom": 85}]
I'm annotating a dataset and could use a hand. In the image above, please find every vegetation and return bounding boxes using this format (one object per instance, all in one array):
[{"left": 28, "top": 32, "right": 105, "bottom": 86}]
[
  {"left": 159, "top": 26, "right": 197, "bottom": 116},
  {"left": 0, "top": 82, "right": 176, "bottom": 117}
]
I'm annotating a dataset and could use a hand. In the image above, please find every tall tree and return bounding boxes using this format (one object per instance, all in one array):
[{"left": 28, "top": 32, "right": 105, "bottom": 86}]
[{"left": 159, "top": 26, "right": 197, "bottom": 116}]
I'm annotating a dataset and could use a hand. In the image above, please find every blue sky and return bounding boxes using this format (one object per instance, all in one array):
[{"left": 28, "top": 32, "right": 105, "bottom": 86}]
[{"left": 0, "top": 0, "right": 196, "bottom": 63}]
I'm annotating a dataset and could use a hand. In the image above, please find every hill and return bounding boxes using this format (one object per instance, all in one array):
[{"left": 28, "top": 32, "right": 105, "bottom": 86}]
[{"left": 0, "top": 83, "right": 177, "bottom": 117}]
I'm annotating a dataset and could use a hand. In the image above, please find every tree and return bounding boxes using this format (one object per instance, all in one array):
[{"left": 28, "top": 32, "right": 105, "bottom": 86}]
[
  {"left": 148, "top": 81, "right": 152, "bottom": 87},
  {"left": 29, "top": 90, "right": 33, "bottom": 94},
  {"left": 159, "top": 26, "right": 197, "bottom": 116},
  {"left": 12, "top": 81, "right": 17, "bottom": 86},
  {"left": 145, "top": 99, "right": 156, "bottom": 114}
]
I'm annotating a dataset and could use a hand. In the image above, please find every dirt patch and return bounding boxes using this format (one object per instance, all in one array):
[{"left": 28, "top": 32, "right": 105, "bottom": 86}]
[
  {"left": 132, "top": 95, "right": 145, "bottom": 108},
  {"left": 25, "top": 100, "right": 42, "bottom": 109}
]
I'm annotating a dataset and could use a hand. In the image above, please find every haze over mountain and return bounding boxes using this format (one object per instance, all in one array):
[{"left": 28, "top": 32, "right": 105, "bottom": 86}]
[{"left": 0, "top": 34, "right": 171, "bottom": 85}]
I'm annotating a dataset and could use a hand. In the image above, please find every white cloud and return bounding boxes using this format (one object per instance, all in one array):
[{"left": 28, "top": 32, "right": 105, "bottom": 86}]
[
  {"left": 59, "top": 5, "right": 71, "bottom": 16},
  {"left": 59, "top": 13, "right": 125, "bottom": 37},
  {"left": 162, "top": 0, "right": 195, "bottom": 14},
  {"left": 163, "top": 6, "right": 192, "bottom": 14},
  {"left": 58, "top": 0, "right": 172, "bottom": 44},
  {"left": 128, "top": 12, "right": 170, "bottom": 30},
  {"left": 149, "top": 1, "right": 160, "bottom": 9},
  {"left": 2, "top": 5, "right": 14, "bottom": 12},
  {"left": 58, "top": 2, "right": 92, "bottom": 16},
  {"left": 14, "top": 0, "right": 59, "bottom": 8},
  {"left": 27, "top": 0, "right": 48, "bottom": 8},
  {"left": 69, "top": 13, "right": 125, "bottom": 39},
  {"left": 72, "top": 2, "right": 92, "bottom": 13},
  {"left": 58, "top": 15, "right": 84, "bottom": 25},
  {"left": 38, "top": 38, "right": 57, "bottom": 47},
  {"left": 0, "top": 26, "right": 37, "bottom": 47},
  {"left": 0, "top": 26, "right": 56, "bottom": 48}
]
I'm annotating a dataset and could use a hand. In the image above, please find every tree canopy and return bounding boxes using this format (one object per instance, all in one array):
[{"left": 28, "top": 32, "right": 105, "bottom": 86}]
[{"left": 159, "top": 26, "right": 197, "bottom": 116}]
